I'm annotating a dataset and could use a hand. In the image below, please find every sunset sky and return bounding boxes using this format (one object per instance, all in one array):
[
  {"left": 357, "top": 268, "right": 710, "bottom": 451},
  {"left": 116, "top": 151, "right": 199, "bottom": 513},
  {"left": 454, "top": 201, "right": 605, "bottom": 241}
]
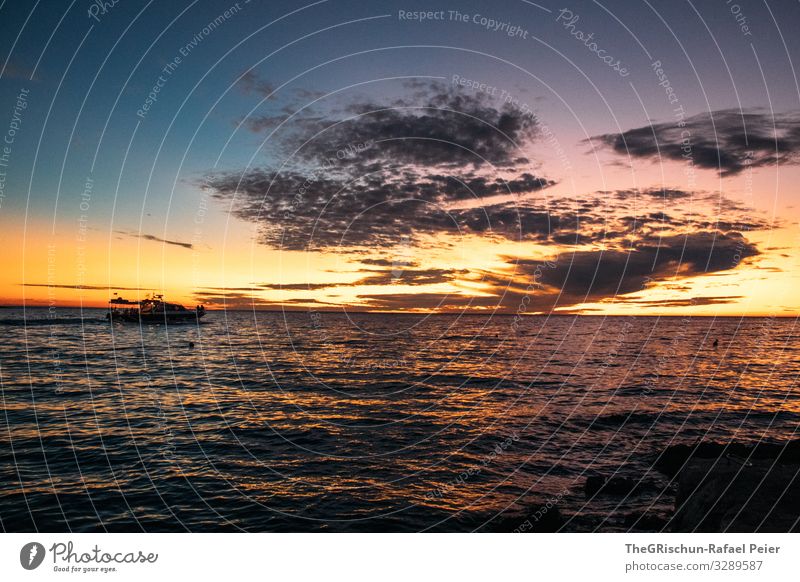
[{"left": 1, "top": 0, "right": 799, "bottom": 315}]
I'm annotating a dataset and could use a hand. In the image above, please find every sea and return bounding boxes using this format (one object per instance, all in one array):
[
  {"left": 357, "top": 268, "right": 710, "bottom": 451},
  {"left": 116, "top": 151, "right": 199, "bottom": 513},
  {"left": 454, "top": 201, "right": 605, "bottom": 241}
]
[{"left": 1, "top": 307, "right": 798, "bottom": 532}]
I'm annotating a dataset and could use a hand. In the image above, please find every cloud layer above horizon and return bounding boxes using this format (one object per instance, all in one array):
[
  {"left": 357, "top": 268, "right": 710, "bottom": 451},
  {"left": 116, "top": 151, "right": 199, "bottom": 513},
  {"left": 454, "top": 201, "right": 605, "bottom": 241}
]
[{"left": 201, "top": 80, "right": 775, "bottom": 312}]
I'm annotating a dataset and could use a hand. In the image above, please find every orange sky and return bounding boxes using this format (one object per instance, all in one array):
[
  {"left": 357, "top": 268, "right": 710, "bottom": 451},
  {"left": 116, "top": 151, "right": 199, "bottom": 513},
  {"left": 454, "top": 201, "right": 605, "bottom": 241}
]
[{"left": 4, "top": 165, "right": 798, "bottom": 317}]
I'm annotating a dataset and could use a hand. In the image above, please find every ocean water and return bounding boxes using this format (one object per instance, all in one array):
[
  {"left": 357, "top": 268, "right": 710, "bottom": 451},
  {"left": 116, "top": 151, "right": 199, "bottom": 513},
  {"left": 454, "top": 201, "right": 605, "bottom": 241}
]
[{"left": 1, "top": 307, "right": 798, "bottom": 532}]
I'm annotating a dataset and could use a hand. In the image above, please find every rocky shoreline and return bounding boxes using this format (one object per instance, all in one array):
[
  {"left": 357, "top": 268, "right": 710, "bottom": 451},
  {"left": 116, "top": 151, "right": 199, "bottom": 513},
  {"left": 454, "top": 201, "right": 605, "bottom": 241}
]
[
  {"left": 496, "top": 439, "right": 800, "bottom": 533},
  {"left": 656, "top": 439, "right": 800, "bottom": 532}
]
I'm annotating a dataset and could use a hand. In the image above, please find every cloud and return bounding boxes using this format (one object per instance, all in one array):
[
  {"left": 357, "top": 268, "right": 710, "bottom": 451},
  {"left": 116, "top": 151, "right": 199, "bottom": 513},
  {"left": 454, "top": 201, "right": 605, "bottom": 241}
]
[
  {"left": 189, "top": 225, "right": 762, "bottom": 313},
  {"left": 548, "top": 231, "right": 755, "bottom": 294},
  {"left": 206, "top": 154, "right": 771, "bottom": 256},
  {"left": 592, "top": 109, "right": 800, "bottom": 175},
  {"left": 244, "top": 79, "right": 539, "bottom": 169},
  {"left": 256, "top": 267, "right": 467, "bottom": 290},
  {"left": 259, "top": 282, "right": 342, "bottom": 290},
  {"left": 345, "top": 230, "right": 760, "bottom": 313},
  {"left": 116, "top": 230, "right": 193, "bottom": 249},
  {"left": 357, "top": 292, "right": 501, "bottom": 311},
  {"left": 353, "top": 267, "right": 467, "bottom": 286},
  {"left": 357, "top": 258, "right": 419, "bottom": 267},
  {"left": 236, "top": 71, "right": 326, "bottom": 104},
  {"left": 237, "top": 70, "right": 276, "bottom": 97},
  {"left": 209, "top": 83, "right": 774, "bottom": 255},
  {"left": 205, "top": 166, "right": 556, "bottom": 250},
  {"left": 346, "top": 229, "right": 751, "bottom": 314},
  {"left": 20, "top": 283, "right": 147, "bottom": 291},
  {"left": 202, "top": 81, "right": 777, "bottom": 312},
  {"left": 610, "top": 296, "right": 743, "bottom": 307},
  {"left": 207, "top": 80, "right": 561, "bottom": 250},
  {"left": 613, "top": 188, "right": 693, "bottom": 200},
  {"left": 477, "top": 230, "right": 760, "bottom": 312},
  {"left": 192, "top": 290, "right": 333, "bottom": 310},
  {"left": 199, "top": 286, "right": 263, "bottom": 292}
]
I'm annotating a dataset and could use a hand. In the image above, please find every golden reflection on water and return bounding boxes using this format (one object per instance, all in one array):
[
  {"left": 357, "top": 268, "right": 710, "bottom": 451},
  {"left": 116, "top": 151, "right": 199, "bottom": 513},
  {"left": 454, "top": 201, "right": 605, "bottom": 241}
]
[{"left": 1, "top": 310, "right": 798, "bottom": 530}]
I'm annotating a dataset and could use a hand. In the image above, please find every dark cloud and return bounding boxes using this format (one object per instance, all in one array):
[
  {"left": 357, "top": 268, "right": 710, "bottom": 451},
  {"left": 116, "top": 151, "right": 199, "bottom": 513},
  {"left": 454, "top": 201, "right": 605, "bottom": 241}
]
[
  {"left": 480, "top": 230, "right": 759, "bottom": 312},
  {"left": 353, "top": 267, "right": 467, "bottom": 287},
  {"left": 244, "top": 113, "right": 293, "bottom": 133},
  {"left": 256, "top": 268, "right": 466, "bottom": 290},
  {"left": 422, "top": 172, "right": 552, "bottom": 199},
  {"left": 205, "top": 169, "right": 555, "bottom": 250},
  {"left": 245, "top": 80, "right": 539, "bottom": 169},
  {"left": 612, "top": 296, "right": 743, "bottom": 307},
  {"left": 206, "top": 149, "right": 772, "bottom": 254},
  {"left": 116, "top": 230, "right": 193, "bottom": 249},
  {"left": 358, "top": 258, "right": 419, "bottom": 267},
  {"left": 592, "top": 109, "right": 800, "bottom": 175},
  {"left": 236, "top": 71, "right": 326, "bottom": 106},
  {"left": 357, "top": 292, "right": 501, "bottom": 311},
  {"left": 348, "top": 230, "right": 760, "bottom": 313},
  {"left": 192, "top": 290, "right": 329, "bottom": 310},
  {"left": 190, "top": 227, "right": 762, "bottom": 313},
  {"left": 259, "top": 282, "right": 342, "bottom": 291},
  {"left": 21, "top": 283, "right": 147, "bottom": 291},
  {"left": 199, "top": 286, "right": 263, "bottom": 292},
  {"left": 203, "top": 82, "right": 776, "bottom": 312},
  {"left": 207, "top": 80, "right": 558, "bottom": 250},
  {"left": 548, "top": 231, "right": 756, "bottom": 295},
  {"left": 139, "top": 234, "right": 192, "bottom": 249},
  {"left": 237, "top": 70, "right": 276, "bottom": 97},
  {"left": 613, "top": 188, "right": 693, "bottom": 200}
]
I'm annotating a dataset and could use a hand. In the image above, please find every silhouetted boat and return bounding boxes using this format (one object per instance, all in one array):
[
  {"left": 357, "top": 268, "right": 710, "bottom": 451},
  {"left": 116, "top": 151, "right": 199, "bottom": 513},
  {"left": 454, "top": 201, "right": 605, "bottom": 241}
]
[{"left": 107, "top": 294, "right": 205, "bottom": 323}]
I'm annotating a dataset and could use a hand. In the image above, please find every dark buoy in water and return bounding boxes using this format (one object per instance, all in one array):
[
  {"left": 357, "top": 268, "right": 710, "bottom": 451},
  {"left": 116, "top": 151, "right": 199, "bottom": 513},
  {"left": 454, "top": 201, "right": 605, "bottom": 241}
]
[
  {"left": 712, "top": 338, "right": 719, "bottom": 348},
  {"left": 188, "top": 341, "right": 195, "bottom": 349}
]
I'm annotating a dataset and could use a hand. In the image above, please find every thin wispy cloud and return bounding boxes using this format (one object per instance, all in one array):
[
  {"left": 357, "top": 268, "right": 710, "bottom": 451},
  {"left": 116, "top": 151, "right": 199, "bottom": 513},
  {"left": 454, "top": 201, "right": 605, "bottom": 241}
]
[
  {"left": 20, "top": 283, "right": 148, "bottom": 291},
  {"left": 116, "top": 230, "right": 194, "bottom": 250}
]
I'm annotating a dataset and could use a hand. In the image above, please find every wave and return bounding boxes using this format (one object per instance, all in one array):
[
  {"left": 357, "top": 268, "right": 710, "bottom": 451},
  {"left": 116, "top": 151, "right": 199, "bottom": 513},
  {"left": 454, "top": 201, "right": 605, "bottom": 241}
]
[
  {"left": 0, "top": 317, "right": 107, "bottom": 326},
  {"left": 592, "top": 411, "right": 660, "bottom": 428}
]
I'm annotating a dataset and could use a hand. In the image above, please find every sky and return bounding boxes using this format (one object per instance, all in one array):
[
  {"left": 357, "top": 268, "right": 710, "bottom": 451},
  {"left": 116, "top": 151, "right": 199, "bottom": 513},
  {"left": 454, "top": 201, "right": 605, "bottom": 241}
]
[{"left": 1, "top": 0, "right": 799, "bottom": 315}]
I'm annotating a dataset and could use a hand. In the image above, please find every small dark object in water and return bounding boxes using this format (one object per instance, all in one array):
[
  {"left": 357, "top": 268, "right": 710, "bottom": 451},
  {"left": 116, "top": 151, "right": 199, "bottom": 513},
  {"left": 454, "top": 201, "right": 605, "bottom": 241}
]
[
  {"left": 188, "top": 341, "right": 195, "bottom": 348},
  {"left": 713, "top": 338, "right": 719, "bottom": 348}
]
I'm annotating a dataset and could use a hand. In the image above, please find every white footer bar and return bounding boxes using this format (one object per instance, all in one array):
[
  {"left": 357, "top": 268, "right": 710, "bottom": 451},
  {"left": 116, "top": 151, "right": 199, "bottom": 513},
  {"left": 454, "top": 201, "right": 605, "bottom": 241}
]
[{"left": 1, "top": 533, "right": 796, "bottom": 581}]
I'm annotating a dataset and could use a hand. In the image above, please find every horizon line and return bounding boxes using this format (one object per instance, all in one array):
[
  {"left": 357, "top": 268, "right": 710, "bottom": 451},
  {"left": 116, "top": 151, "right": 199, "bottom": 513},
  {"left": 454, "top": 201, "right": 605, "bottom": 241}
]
[{"left": 2, "top": 305, "right": 797, "bottom": 318}]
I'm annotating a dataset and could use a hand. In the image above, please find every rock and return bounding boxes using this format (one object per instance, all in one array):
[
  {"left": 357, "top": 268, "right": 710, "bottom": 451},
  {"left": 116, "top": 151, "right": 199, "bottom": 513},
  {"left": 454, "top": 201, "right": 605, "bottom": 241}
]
[
  {"left": 584, "top": 475, "right": 658, "bottom": 498},
  {"left": 668, "top": 447, "right": 800, "bottom": 532},
  {"left": 654, "top": 443, "right": 695, "bottom": 477},
  {"left": 584, "top": 475, "right": 606, "bottom": 497},
  {"left": 655, "top": 439, "right": 800, "bottom": 477}
]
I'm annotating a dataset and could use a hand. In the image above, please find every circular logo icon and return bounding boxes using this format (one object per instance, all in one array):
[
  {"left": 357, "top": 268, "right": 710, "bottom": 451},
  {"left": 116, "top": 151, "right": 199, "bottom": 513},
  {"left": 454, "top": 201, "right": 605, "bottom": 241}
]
[{"left": 20, "top": 542, "right": 46, "bottom": 570}]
